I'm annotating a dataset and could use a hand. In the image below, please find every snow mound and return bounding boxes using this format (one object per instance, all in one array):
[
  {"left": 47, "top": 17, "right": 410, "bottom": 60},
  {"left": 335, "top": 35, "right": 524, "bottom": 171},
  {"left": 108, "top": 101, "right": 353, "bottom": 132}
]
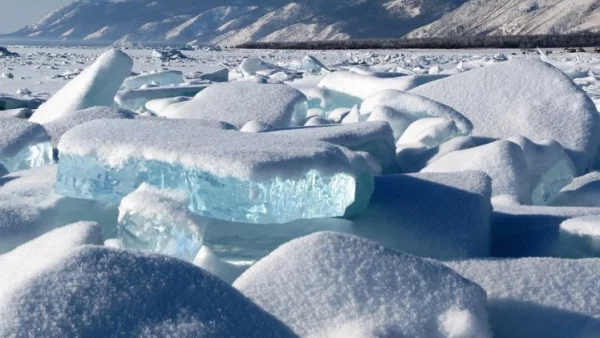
[
  {"left": 122, "top": 70, "right": 184, "bottom": 90},
  {"left": 0, "top": 246, "right": 296, "bottom": 337},
  {"left": 43, "top": 106, "right": 135, "bottom": 148},
  {"left": 423, "top": 140, "right": 531, "bottom": 203},
  {"left": 319, "top": 71, "right": 447, "bottom": 99},
  {"left": 0, "top": 95, "right": 43, "bottom": 110},
  {"left": 193, "top": 246, "right": 246, "bottom": 283},
  {"left": 234, "top": 232, "right": 491, "bottom": 338},
  {"left": 350, "top": 171, "right": 492, "bottom": 259},
  {"left": 115, "top": 84, "right": 209, "bottom": 111},
  {"left": 550, "top": 172, "right": 600, "bottom": 207},
  {"left": 448, "top": 258, "right": 600, "bottom": 338},
  {"left": 559, "top": 216, "right": 600, "bottom": 258},
  {"left": 411, "top": 59, "right": 600, "bottom": 174},
  {"left": 0, "top": 222, "right": 102, "bottom": 302},
  {"left": 145, "top": 96, "right": 191, "bottom": 116},
  {"left": 30, "top": 49, "right": 133, "bottom": 124},
  {"left": 0, "top": 117, "right": 53, "bottom": 172},
  {"left": 169, "top": 82, "right": 307, "bottom": 129}
]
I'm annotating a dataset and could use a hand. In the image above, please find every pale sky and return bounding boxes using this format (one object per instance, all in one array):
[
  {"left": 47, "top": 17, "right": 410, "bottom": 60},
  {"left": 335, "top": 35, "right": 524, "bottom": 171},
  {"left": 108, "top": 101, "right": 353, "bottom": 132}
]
[{"left": 0, "top": 0, "right": 73, "bottom": 34}]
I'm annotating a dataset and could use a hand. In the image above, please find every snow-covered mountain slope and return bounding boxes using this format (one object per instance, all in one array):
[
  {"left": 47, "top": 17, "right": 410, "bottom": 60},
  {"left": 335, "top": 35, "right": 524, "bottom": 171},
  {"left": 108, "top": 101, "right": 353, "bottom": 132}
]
[
  {"left": 407, "top": 0, "right": 600, "bottom": 38},
  {"left": 7, "top": 0, "right": 467, "bottom": 44}
]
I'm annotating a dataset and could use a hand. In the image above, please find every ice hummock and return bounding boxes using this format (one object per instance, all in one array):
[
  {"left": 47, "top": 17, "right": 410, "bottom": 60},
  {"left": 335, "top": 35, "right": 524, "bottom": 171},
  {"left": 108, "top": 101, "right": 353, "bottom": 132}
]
[
  {"left": 122, "top": 70, "right": 184, "bottom": 90},
  {"left": 234, "top": 232, "right": 491, "bottom": 337},
  {"left": 559, "top": 216, "right": 600, "bottom": 258},
  {"left": 0, "top": 118, "right": 53, "bottom": 172},
  {"left": 29, "top": 49, "right": 133, "bottom": 124},
  {"left": 56, "top": 119, "right": 373, "bottom": 224},
  {"left": 115, "top": 84, "right": 209, "bottom": 111},
  {"left": 118, "top": 184, "right": 204, "bottom": 262}
]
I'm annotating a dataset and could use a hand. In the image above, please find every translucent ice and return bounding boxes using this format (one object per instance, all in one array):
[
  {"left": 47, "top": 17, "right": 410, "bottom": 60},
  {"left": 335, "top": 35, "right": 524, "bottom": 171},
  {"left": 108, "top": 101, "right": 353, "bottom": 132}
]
[
  {"left": 122, "top": 70, "right": 184, "bottom": 90},
  {"left": 56, "top": 119, "right": 373, "bottom": 224},
  {"left": 30, "top": 49, "right": 133, "bottom": 124},
  {"left": 118, "top": 184, "right": 204, "bottom": 262},
  {"left": 0, "top": 118, "right": 53, "bottom": 172}
]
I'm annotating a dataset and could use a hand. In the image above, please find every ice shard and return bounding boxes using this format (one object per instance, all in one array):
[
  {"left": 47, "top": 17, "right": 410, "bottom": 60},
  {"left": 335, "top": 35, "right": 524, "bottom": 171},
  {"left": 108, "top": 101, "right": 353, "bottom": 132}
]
[
  {"left": 56, "top": 119, "right": 373, "bottom": 224},
  {"left": 118, "top": 184, "right": 204, "bottom": 261},
  {"left": 0, "top": 118, "right": 53, "bottom": 172}
]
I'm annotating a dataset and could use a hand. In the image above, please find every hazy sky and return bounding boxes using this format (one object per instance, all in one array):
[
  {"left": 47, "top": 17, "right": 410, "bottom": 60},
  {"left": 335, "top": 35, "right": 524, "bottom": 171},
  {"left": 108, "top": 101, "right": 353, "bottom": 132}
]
[{"left": 0, "top": 0, "right": 73, "bottom": 34}]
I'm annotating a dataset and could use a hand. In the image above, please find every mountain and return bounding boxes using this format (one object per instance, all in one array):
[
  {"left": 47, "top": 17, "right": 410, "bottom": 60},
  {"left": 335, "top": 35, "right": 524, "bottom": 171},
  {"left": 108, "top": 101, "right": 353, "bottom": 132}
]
[
  {"left": 6, "top": 0, "right": 467, "bottom": 44},
  {"left": 407, "top": 0, "right": 600, "bottom": 38}
]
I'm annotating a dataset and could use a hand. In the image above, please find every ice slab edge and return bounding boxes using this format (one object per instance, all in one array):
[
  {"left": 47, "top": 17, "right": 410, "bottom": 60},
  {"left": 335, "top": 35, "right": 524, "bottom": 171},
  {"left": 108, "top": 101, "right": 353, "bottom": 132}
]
[
  {"left": 0, "top": 142, "right": 54, "bottom": 172},
  {"left": 57, "top": 154, "right": 372, "bottom": 224}
]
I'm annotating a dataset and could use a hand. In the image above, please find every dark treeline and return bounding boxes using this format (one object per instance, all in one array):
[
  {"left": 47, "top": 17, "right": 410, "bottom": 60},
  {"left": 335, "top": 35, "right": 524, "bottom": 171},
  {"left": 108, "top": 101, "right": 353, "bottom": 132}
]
[{"left": 236, "top": 33, "right": 600, "bottom": 50}]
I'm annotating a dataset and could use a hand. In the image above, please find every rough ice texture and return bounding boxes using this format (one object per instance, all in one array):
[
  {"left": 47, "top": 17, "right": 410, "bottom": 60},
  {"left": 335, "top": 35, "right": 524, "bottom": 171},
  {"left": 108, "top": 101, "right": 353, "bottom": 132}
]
[
  {"left": 350, "top": 171, "right": 492, "bottom": 259},
  {"left": 265, "top": 121, "right": 397, "bottom": 173},
  {"left": 122, "top": 70, "right": 184, "bottom": 89},
  {"left": 550, "top": 171, "right": 600, "bottom": 207},
  {"left": 411, "top": 59, "right": 600, "bottom": 174},
  {"left": 0, "top": 166, "right": 118, "bottom": 254},
  {"left": 448, "top": 258, "right": 600, "bottom": 338},
  {"left": 423, "top": 140, "right": 532, "bottom": 204},
  {"left": 360, "top": 89, "right": 472, "bottom": 136},
  {"left": 0, "top": 222, "right": 102, "bottom": 303},
  {"left": 234, "top": 232, "right": 491, "bottom": 338},
  {"left": 491, "top": 203, "right": 600, "bottom": 257},
  {"left": 193, "top": 246, "right": 246, "bottom": 284},
  {"left": 169, "top": 82, "right": 307, "bottom": 129},
  {"left": 0, "top": 117, "right": 53, "bottom": 172},
  {"left": 115, "top": 84, "right": 209, "bottom": 111},
  {"left": 30, "top": 49, "right": 133, "bottom": 124},
  {"left": 318, "top": 71, "right": 447, "bottom": 99},
  {"left": 118, "top": 184, "right": 204, "bottom": 262},
  {"left": 57, "top": 119, "right": 372, "bottom": 224},
  {"left": 559, "top": 216, "right": 600, "bottom": 258},
  {"left": 42, "top": 106, "right": 135, "bottom": 147},
  {"left": 0, "top": 246, "right": 296, "bottom": 337}
]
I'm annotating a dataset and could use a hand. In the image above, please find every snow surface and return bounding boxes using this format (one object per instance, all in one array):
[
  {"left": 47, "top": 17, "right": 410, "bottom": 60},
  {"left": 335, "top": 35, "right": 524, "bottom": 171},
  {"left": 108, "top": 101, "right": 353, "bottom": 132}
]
[
  {"left": 234, "top": 232, "right": 491, "bottom": 338},
  {"left": 412, "top": 59, "right": 600, "bottom": 174},
  {"left": 0, "top": 246, "right": 297, "bottom": 337},
  {"left": 169, "top": 82, "right": 307, "bottom": 129},
  {"left": 29, "top": 49, "right": 133, "bottom": 124},
  {"left": 559, "top": 215, "right": 600, "bottom": 258},
  {"left": 550, "top": 171, "right": 600, "bottom": 207},
  {"left": 448, "top": 258, "right": 600, "bottom": 338}
]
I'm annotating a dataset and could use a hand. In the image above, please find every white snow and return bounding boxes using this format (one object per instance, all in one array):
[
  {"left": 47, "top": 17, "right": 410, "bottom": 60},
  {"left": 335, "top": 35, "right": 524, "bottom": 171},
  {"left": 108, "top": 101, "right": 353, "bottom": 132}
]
[
  {"left": 168, "top": 82, "right": 307, "bottom": 129},
  {"left": 448, "top": 258, "right": 600, "bottom": 338},
  {"left": 412, "top": 59, "right": 600, "bottom": 174},
  {"left": 29, "top": 49, "right": 133, "bottom": 124},
  {"left": 193, "top": 246, "right": 246, "bottom": 283},
  {"left": 0, "top": 246, "right": 296, "bottom": 337},
  {"left": 559, "top": 215, "right": 600, "bottom": 257},
  {"left": 318, "top": 71, "right": 447, "bottom": 99},
  {"left": 234, "top": 232, "right": 491, "bottom": 338},
  {"left": 550, "top": 171, "right": 600, "bottom": 207}
]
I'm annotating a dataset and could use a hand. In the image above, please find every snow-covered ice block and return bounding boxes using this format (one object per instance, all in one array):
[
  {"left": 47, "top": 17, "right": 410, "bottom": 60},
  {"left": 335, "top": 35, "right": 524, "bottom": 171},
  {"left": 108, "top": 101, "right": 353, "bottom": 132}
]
[
  {"left": 265, "top": 121, "right": 397, "bottom": 173},
  {"left": 193, "top": 246, "right": 246, "bottom": 283},
  {"left": 144, "top": 96, "right": 190, "bottom": 116},
  {"left": 0, "top": 166, "right": 118, "bottom": 253},
  {"left": 396, "top": 117, "right": 461, "bottom": 154},
  {"left": 350, "top": 171, "right": 492, "bottom": 259},
  {"left": 318, "top": 71, "right": 447, "bottom": 99},
  {"left": 57, "top": 119, "right": 373, "bottom": 224},
  {"left": 296, "top": 55, "right": 329, "bottom": 75},
  {"left": 118, "top": 184, "right": 204, "bottom": 262},
  {"left": 122, "top": 70, "right": 184, "bottom": 90},
  {"left": 491, "top": 203, "right": 600, "bottom": 257},
  {"left": 0, "top": 246, "right": 296, "bottom": 337},
  {"left": 115, "top": 84, "right": 209, "bottom": 111},
  {"left": 0, "top": 118, "right": 53, "bottom": 172},
  {"left": 559, "top": 216, "right": 600, "bottom": 258},
  {"left": 448, "top": 258, "right": 600, "bottom": 338},
  {"left": 168, "top": 82, "right": 307, "bottom": 129},
  {"left": 366, "top": 105, "right": 412, "bottom": 140},
  {"left": 196, "top": 68, "right": 229, "bottom": 82},
  {"left": 234, "top": 232, "right": 491, "bottom": 338},
  {"left": 0, "top": 222, "right": 102, "bottom": 302},
  {"left": 550, "top": 172, "right": 600, "bottom": 207},
  {"left": 43, "top": 106, "right": 135, "bottom": 148},
  {"left": 508, "top": 136, "right": 576, "bottom": 205},
  {"left": 411, "top": 59, "right": 600, "bottom": 174},
  {"left": 0, "top": 107, "right": 32, "bottom": 119},
  {"left": 0, "top": 164, "right": 6, "bottom": 177},
  {"left": 30, "top": 49, "right": 133, "bottom": 124},
  {"left": 0, "top": 95, "right": 43, "bottom": 110},
  {"left": 360, "top": 89, "right": 472, "bottom": 137},
  {"left": 423, "top": 140, "right": 532, "bottom": 203},
  {"left": 291, "top": 83, "right": 362, "bottom": 115},
  {"left": 239, "top": 58, "right": 298, "bottom": 78}
]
